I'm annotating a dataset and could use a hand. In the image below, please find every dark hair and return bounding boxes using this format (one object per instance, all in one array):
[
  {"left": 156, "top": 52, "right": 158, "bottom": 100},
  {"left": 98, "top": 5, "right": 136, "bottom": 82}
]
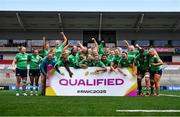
[
  {"left": 102, "top": 54, "right": 107, "bottom": 57},
  {"left": 33, "top": 48, "right": 39, "bottom": 53},
  {"left": 122, "top": 51, "right": 128, "bottom": 55},
  {"left": 139, "top": 48, "right": 144, "bottom": 54}
]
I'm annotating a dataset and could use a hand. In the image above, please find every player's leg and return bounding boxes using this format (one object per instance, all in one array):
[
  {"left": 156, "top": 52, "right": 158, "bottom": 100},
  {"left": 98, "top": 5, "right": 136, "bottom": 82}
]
[
  {"left": 29, "top": 69, "right": 34, "bottom": 96},
  {"left": 144, "top": 71, "right": 150, "bottom": 95},
  {"left": 34, "top": 69, "right": 40, "bottom": 96},
  {"left": 16, "top": 76, "right": 21, "bottom": 96},
  {"left": 150, "top": 71, "right": 155, "bottom": 96},
  {"left": 21, "top": 69, "right": 27, "bottom": 96},
  {"left": 40, "top": 73, "right": 46, "bottom": 96},
  {"left": 35, "top": 76, "right": 39, "bottom": 96},
  {"left": 15, "top": 68, "right": 21, "bottom": 96},
  {"left": 154, "top": 70, "right": 162, "bottom": 96},
  {"left": 137, "top": 72, "right": 143, "bottom": 96}
]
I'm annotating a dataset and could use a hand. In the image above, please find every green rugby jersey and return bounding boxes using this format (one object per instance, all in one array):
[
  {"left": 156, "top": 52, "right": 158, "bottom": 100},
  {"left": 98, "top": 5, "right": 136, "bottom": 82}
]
[
  {"left": 135, "top": 52, "right": 150, "bottom": 71},
  {"left": 149, "top": 56, "right": 162, "bottom": 72},
  {"left": 14, "top": 53, "right": 28, "bottom": 69},
  {"left": 28, "top": 54, "right": 42, "bottom": 70},
  {"left": 55, "top": 44, "right": 65, "bottom": 58},
  {"left": 119, "top": 55, "right": 134, "bottom": 67}
]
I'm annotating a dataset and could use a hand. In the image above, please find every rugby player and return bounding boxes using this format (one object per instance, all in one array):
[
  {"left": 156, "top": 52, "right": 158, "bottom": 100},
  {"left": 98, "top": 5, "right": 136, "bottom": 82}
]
[
  {"left": 28, "top": 49, "right": 42, "bottom": 96},
  {"left": 149, "top": 48, "right": 163, "bottom": 96},
  {"left": 12, "top": 46, "right": 28, "bottom": 96}
]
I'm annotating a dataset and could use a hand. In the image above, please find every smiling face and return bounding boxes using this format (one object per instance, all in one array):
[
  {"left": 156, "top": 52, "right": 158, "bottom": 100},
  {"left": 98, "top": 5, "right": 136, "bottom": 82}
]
[
  {"left": 34, "top": 49, "right": 39, "bottom": 56},
  {"left": 102, "top": 55, "right": 107, "bottom": 61},
  {"left": 122, "top": 52, "right": 128, "bottom": 59},
  {"left": 47, "top": 54, "right": 53, "bottom": 60},
  {"left": 94, "top": 55, "right": 99, "bottom": 61},
  {"left": 115, "top": 49, "right": 120, "bottom": 56},
  {"left": 87, "top": 54, "right": 93, "bottom": 60},
  {"left": 129, "top": 45, "right": 135, "bottom": 52},
  {"left": 45, "top": 43, "right": 50, "bottom": 50},
  {"left": 105, "top": 48, "right": 110, "bottom": 55},
  {"left": 149, "top": 49, "right": 155, "bottom": 57},
  {"left": 88, "top": 48, "right": 92, "bottom": 54},
  {"left": 111, "top": 51, "right": 115, "bottom": 56},
  {"left": 21, "top": 47, "right": 26, "bottom": 53},
  {"left": 64, "top": 49, "right": 69, "bottom": 55},
  {"left": 55, "top": 40, "right": 61, "bottom": 47}
]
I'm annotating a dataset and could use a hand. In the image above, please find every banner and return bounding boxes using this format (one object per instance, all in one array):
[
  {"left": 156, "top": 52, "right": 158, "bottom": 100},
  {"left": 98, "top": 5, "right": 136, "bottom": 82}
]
[
  {"left": 46, "top": 67, "right": 137, "bottom": 96},
  {"left": 155, "top": 48, "right": 175, "bottom": 53}
]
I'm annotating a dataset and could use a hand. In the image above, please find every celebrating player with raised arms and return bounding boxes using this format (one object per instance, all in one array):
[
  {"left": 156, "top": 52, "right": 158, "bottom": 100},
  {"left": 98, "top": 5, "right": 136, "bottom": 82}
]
[
  {"left": 68, "top": 45, "right": 78, "bottom": 67},
  {"left": 55, "top": 53, "right": 73, "bottom": 78},
  {"left": 39, "top": 36, "right": 50, "bottom": 58},
  {"left": 55, "top": 32, "right": 68, "bottom": 58},
  {"left": 92, "top": 38, "right": 105, "bottom": 57},
  {"left": 12, "top": 46, "right": 28, "bottom": 96},
  {"left": 124, "top": 40, "right": 139, "bottom": 57},
  {"left": 113, "top": 48, "right": 122, "bottom": 65}
]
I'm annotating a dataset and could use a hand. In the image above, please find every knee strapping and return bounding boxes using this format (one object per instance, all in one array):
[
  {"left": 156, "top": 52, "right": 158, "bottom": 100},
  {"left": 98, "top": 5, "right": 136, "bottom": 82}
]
[
  {"left": 145, "top": 74, "right": 150, "bottom": 79},
  {"left": 137, "top": 75, "right": 143, "bottom": 80},
  {"left": 22, "top": 80, "right": 26, "bottom": 85}
]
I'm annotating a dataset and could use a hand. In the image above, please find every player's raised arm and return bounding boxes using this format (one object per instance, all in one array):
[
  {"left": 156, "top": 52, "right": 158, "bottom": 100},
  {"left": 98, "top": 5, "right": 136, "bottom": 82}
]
[
  {"left": 124, "top": 40, "right": 130, "bottom": 50},
  {"left": 77, "top": 41, "right": 86, "bottom": 50},
  {"left": 92, "top": 38, "right": 98, "bottom": 47},
  {"left": 135, "top": 44, "right": 142, "bottom": 50},
  {"left": 60, "top": 32, "right": 68, "bottom": 46},
  {"left": 63, "top": 43, "right": 69, "bottom": 52}
]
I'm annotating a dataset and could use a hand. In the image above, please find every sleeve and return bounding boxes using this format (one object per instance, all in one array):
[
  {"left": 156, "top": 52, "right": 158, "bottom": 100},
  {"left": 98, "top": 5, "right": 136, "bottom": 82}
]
[
  {"left": 55, "top": 65, "right": 61, "bottom": 74},
  {"left": 68, "top": 55, "right": 72, "bottom": 63},
  {"left": 27, "top": 54, "right": 31, "bottom": 61},
  {"left": 75, "top": 52, "right": 80, "bottom": 67},
  {"left": 55, "top": 59, "right": 62, "bottom": 67},
  {"left": 118, "top": 58, "right": 123, "bottom": 66},
  {"left": 79, "top": 58, "right": 86, "bottom": 65},
  {"left": 14, "top": 54, "right": 18, "bottom": 61},
  {"left": 38, "top": 56, "right": 42, "bottom": 64},
  {"left": 135, "top": 56, "right": 140, "bottom": 67},
  {"left": 60, "top": 44, "right": 65, "bottom": 51},
  {"left": 99, "top": 61, "right": 105, "bottom": 67},
  {"left": 98, "top": 43, "right": 105, "bottom": 55},
  {"left": 155, "top": 57, "right": 160, "bottom": 63}
]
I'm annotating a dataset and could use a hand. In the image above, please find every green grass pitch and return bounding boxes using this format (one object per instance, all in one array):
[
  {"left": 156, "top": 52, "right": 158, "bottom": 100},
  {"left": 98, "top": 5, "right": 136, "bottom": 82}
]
[{"left": 0, "top": 90, "right": 180, "bottom": 116}]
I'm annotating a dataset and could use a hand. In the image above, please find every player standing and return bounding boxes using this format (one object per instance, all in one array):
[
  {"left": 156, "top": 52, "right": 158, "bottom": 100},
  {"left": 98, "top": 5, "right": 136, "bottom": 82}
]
[
  {"left": 28, "top": 49, "right": 42, "bottom": 96},
  {"left": 12, "top": 46, "right": 28, "bottom": 96},
  {"left": 148, "top": 48, "right": 163, "bottom": 96}
]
